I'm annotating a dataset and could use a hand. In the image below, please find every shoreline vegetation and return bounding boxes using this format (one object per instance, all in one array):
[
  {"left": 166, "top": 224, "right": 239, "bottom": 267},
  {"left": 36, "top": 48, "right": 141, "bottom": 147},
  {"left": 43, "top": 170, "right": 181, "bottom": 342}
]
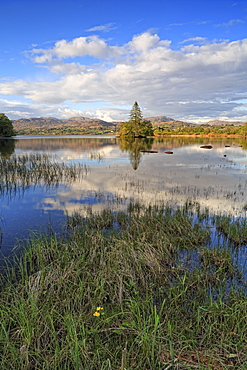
[
  {"left": 6, "top": 102, "right": 246, "bottom": 138},
  {"left": 10, "top": 125, "right": 247, "bottom": 138},
  {"left": 0, "top": 200, "right": 247, "bottom": 369}
]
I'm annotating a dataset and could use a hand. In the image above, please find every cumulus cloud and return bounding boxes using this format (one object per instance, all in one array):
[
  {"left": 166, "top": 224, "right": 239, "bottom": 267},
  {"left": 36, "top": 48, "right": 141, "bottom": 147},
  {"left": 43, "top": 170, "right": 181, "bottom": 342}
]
[
  {"left": 0, "top": 32, "right": 247, "bottom": 122},
  {"left": 48, "top": 62, "right": 88, "bottom": 75},
  {"left": 0, "top": 98, "right": 62, "bottom": 119},
  {"left": 127, "top": 32, "right": 161, "bottom": 52},
  {"left": 29, "top": 35, "right": 120, "bottom": 63}
]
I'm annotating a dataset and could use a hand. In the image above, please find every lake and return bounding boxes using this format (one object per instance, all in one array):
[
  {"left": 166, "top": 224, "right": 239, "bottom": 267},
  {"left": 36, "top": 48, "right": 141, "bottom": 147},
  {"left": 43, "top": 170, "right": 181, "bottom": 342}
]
[{"left": 1, "top": 134, "right": 247, "bottom": 262}]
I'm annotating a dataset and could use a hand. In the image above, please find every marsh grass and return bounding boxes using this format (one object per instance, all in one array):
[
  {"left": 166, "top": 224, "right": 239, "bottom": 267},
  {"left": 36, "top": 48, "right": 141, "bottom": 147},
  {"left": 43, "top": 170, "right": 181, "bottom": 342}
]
[
  {"left": 0, "top": 203, "right": 246, "bottom": 369},
  {"left": 88, "top": 151, "right": 105, "bottom": 161},
  {"left": 215, "top": 215, "right": 247, "bottom": 245},
  {"left": 0, "top": 153, "right": 88, "bottom": 196}
]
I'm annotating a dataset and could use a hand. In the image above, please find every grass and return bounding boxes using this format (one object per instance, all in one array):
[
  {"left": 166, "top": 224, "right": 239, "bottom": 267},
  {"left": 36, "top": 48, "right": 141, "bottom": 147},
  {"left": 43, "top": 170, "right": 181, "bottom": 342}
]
[
  {"left": 0, "top": 153, "right": 88, "bottom": 196},
  {"left": 0, "top": 202, "right": 246, "bottom": 369},
  {"left": 215, "top": 215, "right": 247, "bottom": 245},
  {"left": 88, "top": 151, "right": 105, "bottom": 161}
]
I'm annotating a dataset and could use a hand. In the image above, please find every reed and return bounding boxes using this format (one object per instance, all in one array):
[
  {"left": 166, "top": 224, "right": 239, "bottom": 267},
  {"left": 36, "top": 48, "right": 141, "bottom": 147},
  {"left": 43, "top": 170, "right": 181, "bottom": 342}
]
[
  {"left": 0, "top": 153, "right": 88, "bottom": 196},
  {"left": 0, "top": 202, "right": 246, "bottom": 369},
  {"left": 88, "top": 151, "right": 105, "bottom": 161},
  {"left": 215, "top": 214, "right": 247, "bottom": 245}
]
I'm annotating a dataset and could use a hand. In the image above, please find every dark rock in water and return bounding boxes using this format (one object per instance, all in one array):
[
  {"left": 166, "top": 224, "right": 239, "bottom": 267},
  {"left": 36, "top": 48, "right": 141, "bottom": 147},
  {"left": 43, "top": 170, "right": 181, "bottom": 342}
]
[
  {"left": 200, "top": 145, "right": 213, "bottom": 149},
  {"left": 223, "top": 154, "right": 227, "bottom": 157},
  {"left": 165, "top": 151, "right": 173, "bottom": 154},
  {"left": 141, "top": 150, "right": 158, "bottom": 153},
  {"left": 225, "top": 145, "right": 230, "bottom": 147}
]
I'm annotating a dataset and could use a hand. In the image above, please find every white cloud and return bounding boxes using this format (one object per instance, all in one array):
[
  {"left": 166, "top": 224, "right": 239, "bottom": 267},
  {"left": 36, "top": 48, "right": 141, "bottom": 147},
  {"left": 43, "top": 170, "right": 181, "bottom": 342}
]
[
  {"left": 0, "top": 98, "right": 62, "bottom": 119},
  {"left": 29, "top": 35, "right": 120, "bottom": 63},
  {"left": 86, "top": 23, "right": 117, "bottom": 32},
  {"left": 215, "top": 19, "right": 245, "bottom": 27},
  {"left": 180, "top": 37, "right": 208, "bottom": 44},
  {"left": 0, "top": 32, "right": 247, "bottom": 122},
  {"left": 128, "top": 32, "right": 161, "bottom": 52},
  {"left": 48, "top": 62, "right": 88, "bottom": 75}
]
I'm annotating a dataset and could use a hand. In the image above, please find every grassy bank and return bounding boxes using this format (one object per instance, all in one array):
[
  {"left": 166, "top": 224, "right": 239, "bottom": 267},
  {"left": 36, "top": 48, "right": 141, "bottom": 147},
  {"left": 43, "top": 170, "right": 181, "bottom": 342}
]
[{"left": 0, "top": 202, "right": 246, "bottom": 369}]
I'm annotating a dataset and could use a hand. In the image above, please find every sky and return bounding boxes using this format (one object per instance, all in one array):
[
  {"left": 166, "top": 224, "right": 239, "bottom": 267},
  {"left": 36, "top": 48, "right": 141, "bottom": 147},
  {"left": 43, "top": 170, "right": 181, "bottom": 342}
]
[{"left": 1, "top": 0, "right": 247, "bottom": 123}]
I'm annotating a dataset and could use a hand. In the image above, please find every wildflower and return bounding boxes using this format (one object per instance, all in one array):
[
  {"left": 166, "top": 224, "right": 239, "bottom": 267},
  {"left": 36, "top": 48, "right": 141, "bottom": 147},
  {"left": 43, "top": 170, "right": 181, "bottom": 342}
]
[
  {"left": 93, "top": 311, "right": 100, "bottom": 317},
  {"left": 93, "top": 306, "right": 104, "bottom": 316}
]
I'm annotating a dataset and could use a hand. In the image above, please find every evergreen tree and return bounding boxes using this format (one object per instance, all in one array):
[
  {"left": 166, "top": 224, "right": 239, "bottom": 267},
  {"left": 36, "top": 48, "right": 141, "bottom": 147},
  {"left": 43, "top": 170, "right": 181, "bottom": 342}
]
[
  {"left": 120, "top": 102, "right": 153, "bottom": 137},
  {"left": 0, "top": 114, "right": 16, "bottom": 137},
  {"left": 129, "top": 101, "right": 143, "bottom": 125}
]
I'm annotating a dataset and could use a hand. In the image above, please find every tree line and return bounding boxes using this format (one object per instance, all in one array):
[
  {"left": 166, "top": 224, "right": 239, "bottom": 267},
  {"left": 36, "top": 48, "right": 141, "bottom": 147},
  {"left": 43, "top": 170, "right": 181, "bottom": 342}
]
[{"left": 1, "top": 108, "right": 247, "bottom": 137}]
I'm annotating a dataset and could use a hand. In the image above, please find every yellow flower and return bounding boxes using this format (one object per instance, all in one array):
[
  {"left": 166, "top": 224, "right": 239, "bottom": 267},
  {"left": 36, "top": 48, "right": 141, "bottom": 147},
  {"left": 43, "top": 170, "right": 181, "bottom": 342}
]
[
  {"left": 93, "top": 311, "right": 100, "bottom": 317},
  {"left": 96, "top": 307, "right": 104, "bottom": 311}
]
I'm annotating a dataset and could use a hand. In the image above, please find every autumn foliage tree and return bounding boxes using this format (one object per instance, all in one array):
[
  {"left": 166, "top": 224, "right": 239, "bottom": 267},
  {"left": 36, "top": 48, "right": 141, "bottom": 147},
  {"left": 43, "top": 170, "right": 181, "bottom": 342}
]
[
  {"left": 0, "top": 113, "right": 16, "bottom": 137},
  {"left": 120, "top": 102, "right": 153, "bottom": 137}
]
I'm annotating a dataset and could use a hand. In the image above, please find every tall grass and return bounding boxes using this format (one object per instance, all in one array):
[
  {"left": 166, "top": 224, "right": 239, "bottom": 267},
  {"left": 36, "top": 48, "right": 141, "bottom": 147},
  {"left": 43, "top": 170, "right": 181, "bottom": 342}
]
[
  {"left": 215, "top": 214, "right": 247, "bottom": 245},
  {"left": 0, "top": 203, "right": 246, "bottom": 369},
  {"left": 0, "top": 153, "right": 88, "bottom": 196}
]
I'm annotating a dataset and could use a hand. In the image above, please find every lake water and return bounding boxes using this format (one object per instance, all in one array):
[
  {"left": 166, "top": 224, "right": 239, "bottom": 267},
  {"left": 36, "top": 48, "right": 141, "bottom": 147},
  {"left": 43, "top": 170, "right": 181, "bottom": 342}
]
[{"left": 1, "top": 134, "right": 247, "bottom": 262}]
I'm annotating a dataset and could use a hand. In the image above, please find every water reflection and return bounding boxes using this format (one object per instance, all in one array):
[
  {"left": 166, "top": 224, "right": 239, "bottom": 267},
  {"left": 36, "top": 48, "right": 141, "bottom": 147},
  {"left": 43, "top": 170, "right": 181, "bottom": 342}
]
[
  {"left": 1, "top": 135, "right": 247, "bottom": 259},
  {"left": 0, "top": 153, "right": 88, "bottom": 198},
  {"left": 13, "top": 135, "right": 117, "bottom": 153},
  {"left": 0, "top": 139, "right": 15, "bottom": 158},
  {"left": 118, "top": 137, "right": 154, "bottom": 170}
]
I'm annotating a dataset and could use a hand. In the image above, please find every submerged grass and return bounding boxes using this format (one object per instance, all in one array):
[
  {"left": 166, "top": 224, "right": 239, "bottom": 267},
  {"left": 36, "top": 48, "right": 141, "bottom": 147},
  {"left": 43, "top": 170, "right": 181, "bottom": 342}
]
[
  {"left": 0, "top": 153, "right": 88, "bottom": 196},
  {"left": 215, "top": 215, "right": 247, "bottom": 245},
  {"left": 0, "top": 202, "right": 246, "bottom": 369}
]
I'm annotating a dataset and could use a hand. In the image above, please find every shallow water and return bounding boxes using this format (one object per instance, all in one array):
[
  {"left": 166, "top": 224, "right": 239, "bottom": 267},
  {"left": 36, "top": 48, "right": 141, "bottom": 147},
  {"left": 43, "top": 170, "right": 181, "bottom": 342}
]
[{"left": 1, "top": 135, "right": 247, "bottom": 261}]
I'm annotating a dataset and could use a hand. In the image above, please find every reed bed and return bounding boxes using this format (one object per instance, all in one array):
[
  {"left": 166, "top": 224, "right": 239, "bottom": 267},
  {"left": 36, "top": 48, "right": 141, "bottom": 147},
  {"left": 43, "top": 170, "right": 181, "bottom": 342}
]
[
  {"left": 215, "top": 215, "right": 247, "bottom": 245},
  {"left": 0, "top": 202, "right": 246, "bottom": 369},
  {"left": 0, "top": 153, "right": 88, "bottom": 196}
]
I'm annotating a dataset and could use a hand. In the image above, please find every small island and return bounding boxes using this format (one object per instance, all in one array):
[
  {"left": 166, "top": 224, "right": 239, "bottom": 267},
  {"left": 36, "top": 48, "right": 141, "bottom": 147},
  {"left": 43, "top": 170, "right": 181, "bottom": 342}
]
[{"left": 119, "top": 101, "right": 154, "bottom": 138}]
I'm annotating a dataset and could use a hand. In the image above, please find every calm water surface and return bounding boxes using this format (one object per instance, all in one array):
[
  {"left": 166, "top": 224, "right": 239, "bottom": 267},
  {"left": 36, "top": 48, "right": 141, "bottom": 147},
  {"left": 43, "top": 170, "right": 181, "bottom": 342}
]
[{"left": 1, "top": 134, "right": 247, "bottom": 261}]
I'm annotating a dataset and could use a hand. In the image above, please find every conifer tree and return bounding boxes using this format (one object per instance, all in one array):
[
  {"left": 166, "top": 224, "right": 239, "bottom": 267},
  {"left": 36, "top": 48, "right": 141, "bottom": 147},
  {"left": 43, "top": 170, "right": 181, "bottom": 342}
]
[
  {"left": 129, "top": 101, "right": 143, "bottom": 125},
  {"left": 120, "top": 102, "right": 153, "bottom": 137}
]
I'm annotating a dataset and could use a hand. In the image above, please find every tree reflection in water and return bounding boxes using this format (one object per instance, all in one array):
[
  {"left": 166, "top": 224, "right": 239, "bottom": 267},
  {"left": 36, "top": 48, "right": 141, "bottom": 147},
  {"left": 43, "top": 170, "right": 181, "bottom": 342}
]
[
  {"left": 0, "top": 138, "right": 15, "bottom": 158},
  {"left": 118, "top": 137, "right": 154, "bottom": 170}
]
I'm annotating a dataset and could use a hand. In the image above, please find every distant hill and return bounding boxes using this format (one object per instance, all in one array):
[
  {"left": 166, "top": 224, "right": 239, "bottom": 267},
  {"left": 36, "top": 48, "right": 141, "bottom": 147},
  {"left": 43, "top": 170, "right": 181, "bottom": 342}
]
[
  {"left": 205, "top": 120, "right": 243, "bottom": 126},
  {"left": 13, "top": 116, "right": 115, "bottom": 129},
  {"left": 145, "top": 116, "right": 175, "bottom": 125},
  {"left": 13, "top": 115, "right": 192, "bottom": 134},
  {"left": 12, "top": 115, "right": 245, "bottom": 135},
  {"left": 146, "top": 116, "right": 195, "bottom": 127}
]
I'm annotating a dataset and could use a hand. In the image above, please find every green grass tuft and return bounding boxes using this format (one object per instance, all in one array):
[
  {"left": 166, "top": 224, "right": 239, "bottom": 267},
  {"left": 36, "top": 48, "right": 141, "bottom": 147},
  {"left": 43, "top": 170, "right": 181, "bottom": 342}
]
[{"left": 0, "top": 203, "right": 246, "bottom": 369}]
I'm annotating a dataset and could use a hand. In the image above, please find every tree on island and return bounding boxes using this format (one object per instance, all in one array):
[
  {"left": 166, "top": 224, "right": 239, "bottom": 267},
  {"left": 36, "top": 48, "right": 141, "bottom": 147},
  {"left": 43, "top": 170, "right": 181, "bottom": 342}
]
[
  {"left": 120, "top": 102, "right": 153, "bottom": 137},
  {"left": 0, "top": 113, "right": 16, "bottom": 137},
  {"left": 240, "top": 122, "right": 247, "bottom": 137}
]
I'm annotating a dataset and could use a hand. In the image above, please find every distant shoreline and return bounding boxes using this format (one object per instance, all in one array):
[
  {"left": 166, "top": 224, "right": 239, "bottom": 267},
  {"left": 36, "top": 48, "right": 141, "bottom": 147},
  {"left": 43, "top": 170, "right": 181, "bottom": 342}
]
[
  {"left": 4, "top": 132, "right": 246, "bottom": 138},
  {"left": 153, "top": 133, "right": 244, "bottom": 138}
]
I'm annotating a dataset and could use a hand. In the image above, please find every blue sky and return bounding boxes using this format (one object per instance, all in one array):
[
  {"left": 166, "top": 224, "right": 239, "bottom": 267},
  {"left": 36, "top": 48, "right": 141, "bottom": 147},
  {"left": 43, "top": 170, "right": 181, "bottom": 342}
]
[{"left": 1, "top": 0, "right": 247, "bottom": 122}]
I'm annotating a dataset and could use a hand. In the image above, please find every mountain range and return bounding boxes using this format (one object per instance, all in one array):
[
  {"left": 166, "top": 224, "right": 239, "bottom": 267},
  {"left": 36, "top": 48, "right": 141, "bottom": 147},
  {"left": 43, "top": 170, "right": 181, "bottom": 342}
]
[
  {"left": 12, "top": 116, "right": 244, "bottom": 132},
  {"left": 12, "top": 116, "right": 115, "bottom": 129},
  {"left": 204, "top": 119, "right": 243, "bottom": 126}
]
